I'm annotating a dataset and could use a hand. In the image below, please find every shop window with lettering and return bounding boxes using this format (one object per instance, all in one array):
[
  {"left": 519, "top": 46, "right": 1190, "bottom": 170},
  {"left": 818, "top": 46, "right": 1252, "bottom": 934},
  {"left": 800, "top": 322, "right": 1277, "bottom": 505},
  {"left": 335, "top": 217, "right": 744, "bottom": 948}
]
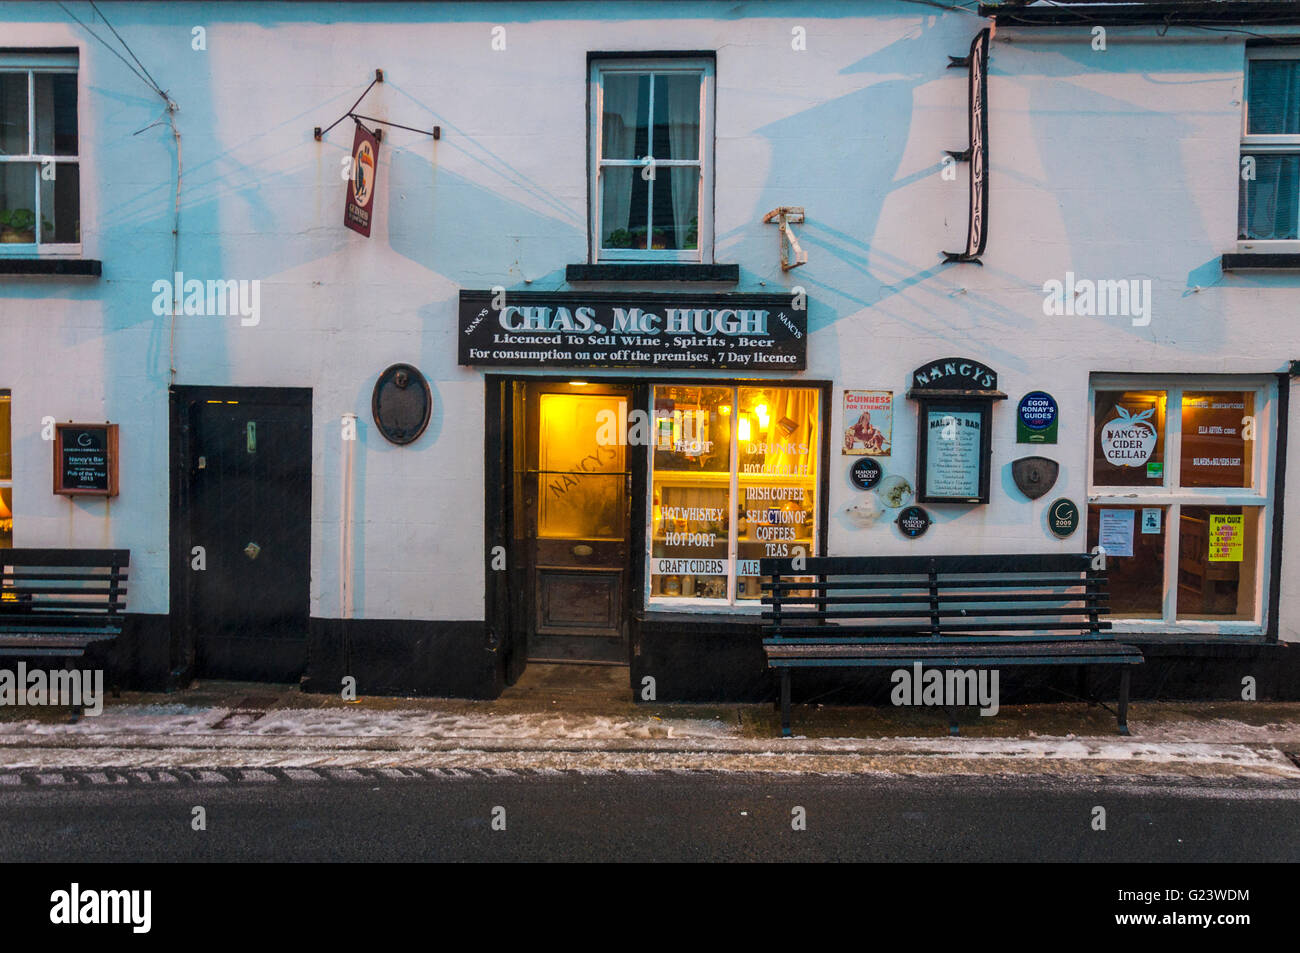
[
  {"left": 648, "top": 384, "right": 821, "bottom": 605},
  {"left": 1088, "top": 378, "right": 1275, "bottom": 631},
  {"left": 0, "top": 52, "right": 80, "bottom": 253}
]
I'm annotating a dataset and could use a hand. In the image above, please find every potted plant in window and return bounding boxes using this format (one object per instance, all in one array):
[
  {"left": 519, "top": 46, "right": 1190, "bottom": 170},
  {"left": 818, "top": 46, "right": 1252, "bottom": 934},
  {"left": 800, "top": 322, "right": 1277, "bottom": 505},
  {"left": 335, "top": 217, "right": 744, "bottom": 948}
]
[
  {"left": 606, "top": 228, "right": 634, "bottom": 249},
  {"left": 0, "top": 208, "right": 36, "bottom": 244}
]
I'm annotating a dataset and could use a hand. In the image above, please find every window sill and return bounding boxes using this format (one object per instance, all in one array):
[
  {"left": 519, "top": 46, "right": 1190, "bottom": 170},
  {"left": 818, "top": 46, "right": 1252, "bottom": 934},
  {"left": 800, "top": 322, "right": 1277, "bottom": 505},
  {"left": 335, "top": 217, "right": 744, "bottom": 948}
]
[
  {"left": 566, "top": 262, "right": 739, "bottom": 283},
  {"left": 1221, "top": 253, "right": 1300, "bottom": 271},
  {"left": 0, "top": 257, "right": 101, "bottom": 277}
]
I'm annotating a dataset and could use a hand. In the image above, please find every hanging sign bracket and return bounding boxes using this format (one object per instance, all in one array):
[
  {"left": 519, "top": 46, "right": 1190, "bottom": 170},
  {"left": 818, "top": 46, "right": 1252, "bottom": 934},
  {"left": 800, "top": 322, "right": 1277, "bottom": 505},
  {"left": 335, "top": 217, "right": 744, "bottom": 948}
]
[{"left": 313, "top": 69, "right": 441, "bottom": 141}]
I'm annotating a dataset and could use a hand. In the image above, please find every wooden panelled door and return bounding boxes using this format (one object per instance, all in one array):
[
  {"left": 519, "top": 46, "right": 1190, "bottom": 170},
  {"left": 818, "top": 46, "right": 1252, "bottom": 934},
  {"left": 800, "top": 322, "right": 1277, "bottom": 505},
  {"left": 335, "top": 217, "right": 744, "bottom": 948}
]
[
  {"left": 177, "top": 388, "right": 312, "bottom": 681},
  {"left": 521, "top": 382, "right": 631, "bottom": 664}
]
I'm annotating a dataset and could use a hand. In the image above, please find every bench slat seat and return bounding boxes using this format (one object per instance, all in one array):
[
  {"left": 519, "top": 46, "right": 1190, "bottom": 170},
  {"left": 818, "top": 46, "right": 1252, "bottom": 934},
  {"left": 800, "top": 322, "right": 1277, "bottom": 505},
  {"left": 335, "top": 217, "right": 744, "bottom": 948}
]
[
  {"left": 760, "top": 553, "right": 1142, "bottom": 737},
  {"left": 0, "top": 549, "right": 130, "bottom": 668}
]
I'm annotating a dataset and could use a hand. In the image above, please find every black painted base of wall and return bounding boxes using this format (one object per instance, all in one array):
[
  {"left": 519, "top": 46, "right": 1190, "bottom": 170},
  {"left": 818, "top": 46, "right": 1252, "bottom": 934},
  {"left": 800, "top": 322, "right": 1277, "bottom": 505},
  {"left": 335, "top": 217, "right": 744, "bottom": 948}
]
[
  {"left": 301, "top": 618, "right": 504, "bottom": 700},
  {"left": 632, "top": 614, "right": 1300, "bottom": 703},
  {"left": 0, "top": 614, "right": 176, "bottom": 693},
  {"left": 91, "top": 613, "right": 175, "bottom": 692}
]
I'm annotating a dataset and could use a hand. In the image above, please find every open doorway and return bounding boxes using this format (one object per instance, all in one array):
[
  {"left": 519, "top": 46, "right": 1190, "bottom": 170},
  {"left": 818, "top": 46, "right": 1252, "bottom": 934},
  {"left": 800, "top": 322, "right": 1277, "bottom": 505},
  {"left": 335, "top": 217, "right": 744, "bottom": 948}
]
[{"left": 512, "top": 380, "right": 633, "bottom": 664}]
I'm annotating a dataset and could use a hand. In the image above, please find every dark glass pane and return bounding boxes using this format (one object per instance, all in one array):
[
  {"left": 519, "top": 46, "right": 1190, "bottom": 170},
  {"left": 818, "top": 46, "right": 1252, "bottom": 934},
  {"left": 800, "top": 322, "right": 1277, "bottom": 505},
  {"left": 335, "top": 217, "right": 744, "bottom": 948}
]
[
  {"left": 1177, "top": 507, "right": 1260, "bottom": 621},
  {"left": 652, "top": 73, "right": 700, "bottom": 161},
  {"left": 38, "top": 162, "right": 79, "bottom": 243},
  {"left": 653, "top": 167, "right": 698, "bottom": 250},
  {"left": 601, "top": 73, "right": 649, "bottom": 160},
  {"left": 0, "top": 163, "right": 37, "bottom": 244},
  {"left": 1088, "top": 505, "right": 1165, "bottom": 619},
  {"left": 1179, "top": 392, "right": 1254, "bottom": 489},
  {"left": 1239, "top": 153, "right": 1300, "bottom": 239},
  {"left": 0, "top": 72, "right": 28, "bottom": 155},
  {"left": 1248, "top": 60, "right": 1300, "bottom": 135},
  {"left": 34, "top": 73, "right": 77, "bottom": 155},
  {"left": 1093, "top": 390, "right": 1167, "bottom": 487}
]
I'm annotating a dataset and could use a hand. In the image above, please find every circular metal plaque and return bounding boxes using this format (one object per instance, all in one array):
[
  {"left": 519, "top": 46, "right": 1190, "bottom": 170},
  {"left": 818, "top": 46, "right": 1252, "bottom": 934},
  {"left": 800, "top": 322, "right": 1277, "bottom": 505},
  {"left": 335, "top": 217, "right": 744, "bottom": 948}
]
[
  {"left": 896, "top": 505, "right": 932, "bottom": 539},
  {"left": 372, "top": 363, "right": 432, "bottom": 446},
  {"left": 849, "top": 457, "right": 883, "bottom": 490}
]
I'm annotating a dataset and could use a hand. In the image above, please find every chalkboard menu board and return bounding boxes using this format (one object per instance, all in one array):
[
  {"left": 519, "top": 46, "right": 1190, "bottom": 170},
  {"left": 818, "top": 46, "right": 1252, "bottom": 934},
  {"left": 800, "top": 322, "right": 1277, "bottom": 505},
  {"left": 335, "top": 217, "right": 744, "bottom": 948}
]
[{"left": 53, "top": 423, "right": 119, "bottom": 497}]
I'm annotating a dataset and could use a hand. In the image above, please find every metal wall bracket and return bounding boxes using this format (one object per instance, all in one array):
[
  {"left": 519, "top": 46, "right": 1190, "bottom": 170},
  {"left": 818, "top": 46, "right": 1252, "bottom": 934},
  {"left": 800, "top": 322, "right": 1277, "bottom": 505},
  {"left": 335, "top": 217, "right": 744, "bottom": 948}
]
[
  {"left": 313, "top": 69, "right": 440, "bottom": 141},
  {"left": 763, "top": 206, "right": 808, "bottom": 271}
]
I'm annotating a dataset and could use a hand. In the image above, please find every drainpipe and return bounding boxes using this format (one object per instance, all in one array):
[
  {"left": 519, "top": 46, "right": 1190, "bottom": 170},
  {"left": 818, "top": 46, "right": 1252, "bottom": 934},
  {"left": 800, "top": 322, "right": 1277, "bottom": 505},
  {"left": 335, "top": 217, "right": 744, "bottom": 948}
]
[{"left": 340, "top": 414, "right": 358, "bottom": 675}]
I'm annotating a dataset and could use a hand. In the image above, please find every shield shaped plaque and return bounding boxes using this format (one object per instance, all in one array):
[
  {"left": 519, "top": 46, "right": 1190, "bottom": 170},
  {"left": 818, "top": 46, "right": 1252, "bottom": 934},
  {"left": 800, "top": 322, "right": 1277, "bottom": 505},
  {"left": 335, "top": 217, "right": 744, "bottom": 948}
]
[{"left": 1012, "top": 456, "right": 1059, "bottom": 500}]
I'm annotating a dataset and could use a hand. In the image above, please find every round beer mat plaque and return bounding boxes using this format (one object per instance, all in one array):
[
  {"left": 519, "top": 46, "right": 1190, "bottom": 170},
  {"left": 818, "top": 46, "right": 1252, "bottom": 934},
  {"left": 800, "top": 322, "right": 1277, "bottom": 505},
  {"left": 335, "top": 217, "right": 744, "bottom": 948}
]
[
  {"left": 850, "top": 457, "right": 883, "bottom": 490},
  {"left": 897, "top": 505, "right": 931, "bottom": 539}
]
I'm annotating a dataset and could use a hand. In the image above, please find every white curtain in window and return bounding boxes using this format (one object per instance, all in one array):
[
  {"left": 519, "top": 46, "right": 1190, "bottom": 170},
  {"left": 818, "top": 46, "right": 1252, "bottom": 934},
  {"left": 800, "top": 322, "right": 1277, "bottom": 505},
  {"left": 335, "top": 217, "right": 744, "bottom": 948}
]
[
  {"left": 666, "top": 76, "right": 700, "bottom": 248},
  {"left": 600, "top": 76, "right": 639, "bottom": 238},
  {"left": 1240, "top": 154, "right": 1299, "bottom": 239},
  {"left": 1249, "top": 61, "right": 1300, "bottom": 134}
]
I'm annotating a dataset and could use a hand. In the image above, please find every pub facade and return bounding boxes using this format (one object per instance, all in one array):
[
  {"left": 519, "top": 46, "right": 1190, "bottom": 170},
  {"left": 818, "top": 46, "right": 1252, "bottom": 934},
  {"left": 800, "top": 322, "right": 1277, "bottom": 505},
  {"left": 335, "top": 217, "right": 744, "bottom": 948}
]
[{"left": 2, "top": 0, "right": 1299, "bottom": 702}]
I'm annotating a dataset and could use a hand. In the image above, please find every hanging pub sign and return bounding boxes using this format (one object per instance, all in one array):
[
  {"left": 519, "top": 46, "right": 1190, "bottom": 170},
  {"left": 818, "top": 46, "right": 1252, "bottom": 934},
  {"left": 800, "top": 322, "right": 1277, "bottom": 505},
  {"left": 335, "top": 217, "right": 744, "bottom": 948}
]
[
  {"left": 942, "top": 28, "right": 990, "bottom": 264},
  {"left": 344, "top": 121, "right": 380, "bottom": 237},
  {"left": 53, "top": 423, "right": 119, "bottom": 497},
  {"left": 907, "top": 357, "right": 1006, "bottom": 504},
  {"left": 457, "top": 290, "right": 807, "bottom": 370},
  {"left": 1017, "top": 391, "right": 1059, "bottom": 444}
]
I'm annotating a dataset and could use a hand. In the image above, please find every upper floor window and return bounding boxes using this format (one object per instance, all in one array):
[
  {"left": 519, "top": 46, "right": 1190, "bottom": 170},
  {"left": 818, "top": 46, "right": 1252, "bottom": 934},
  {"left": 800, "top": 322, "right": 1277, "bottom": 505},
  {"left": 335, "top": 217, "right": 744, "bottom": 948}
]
[
  {"left": 589, "top": 57, "right": 714, "bottom": 263},
  {"left": 1239, "top": 48, "right": 1300, "bottom": 245},
  {"left": 0, "top": 52, "right": 80, "bottom": 254}
]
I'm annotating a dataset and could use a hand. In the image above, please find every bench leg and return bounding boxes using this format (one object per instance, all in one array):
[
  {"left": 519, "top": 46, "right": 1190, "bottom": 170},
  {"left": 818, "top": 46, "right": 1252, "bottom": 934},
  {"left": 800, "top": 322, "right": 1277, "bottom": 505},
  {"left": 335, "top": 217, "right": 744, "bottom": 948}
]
[
  {"left": 944, "top": 704, "right": 960, "bottom": 737},
  {"left": 1117, "top": 668, "right": 1131, "bottom": 736},
  {"left": 780, "top": 669, "right": 792, "bottom": 738}
]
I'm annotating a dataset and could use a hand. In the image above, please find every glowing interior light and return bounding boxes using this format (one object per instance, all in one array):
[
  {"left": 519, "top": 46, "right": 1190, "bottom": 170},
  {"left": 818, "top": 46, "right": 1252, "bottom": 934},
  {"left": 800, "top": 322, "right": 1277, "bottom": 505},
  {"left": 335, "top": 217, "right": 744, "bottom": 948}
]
[
  {"left": 738, "top": 416, "right": 751, "bottom": 442},
  {"left": 755, "top": 404, "right": 769, "bottom": 430}
]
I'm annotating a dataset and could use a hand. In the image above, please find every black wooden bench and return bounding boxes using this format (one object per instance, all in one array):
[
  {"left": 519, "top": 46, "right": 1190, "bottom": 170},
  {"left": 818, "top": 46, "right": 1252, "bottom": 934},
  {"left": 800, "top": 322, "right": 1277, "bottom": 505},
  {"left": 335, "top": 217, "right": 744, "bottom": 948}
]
[
  {"left": 760, "top": 554, "right": 1142, "bottom": 737},
  {"left": 0, "top": 548, "right": 130, "bottom": 670}
]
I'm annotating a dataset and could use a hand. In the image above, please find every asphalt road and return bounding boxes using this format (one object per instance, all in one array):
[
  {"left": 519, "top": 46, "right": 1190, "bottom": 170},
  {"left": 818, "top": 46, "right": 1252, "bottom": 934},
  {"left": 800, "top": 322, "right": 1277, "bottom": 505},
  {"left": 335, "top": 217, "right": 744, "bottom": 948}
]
[{"left": 0, "top": 768, "right": 1297, "bottom": 862}]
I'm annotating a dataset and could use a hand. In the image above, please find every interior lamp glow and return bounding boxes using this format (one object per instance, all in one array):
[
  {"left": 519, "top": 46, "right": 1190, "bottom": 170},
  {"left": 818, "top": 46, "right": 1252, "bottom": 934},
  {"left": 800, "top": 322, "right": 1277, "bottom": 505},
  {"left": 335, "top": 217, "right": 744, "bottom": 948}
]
[
  {"left": 738, "top": 415, "right": 751, "bottom": 442},
  {"left": 755, "top": 404, "right": 769, "bottom": 430}
]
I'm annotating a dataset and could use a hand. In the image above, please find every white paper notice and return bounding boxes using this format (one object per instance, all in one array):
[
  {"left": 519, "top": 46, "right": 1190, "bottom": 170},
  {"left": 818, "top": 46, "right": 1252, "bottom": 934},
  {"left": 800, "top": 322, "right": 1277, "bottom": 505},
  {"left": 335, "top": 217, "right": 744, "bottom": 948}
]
[
  {"left": 1099, "top": 509, "right": 1135, "bottom": 558},
  {"left": 1141, "top": 507, "right": 1162, "bottom": 535}
]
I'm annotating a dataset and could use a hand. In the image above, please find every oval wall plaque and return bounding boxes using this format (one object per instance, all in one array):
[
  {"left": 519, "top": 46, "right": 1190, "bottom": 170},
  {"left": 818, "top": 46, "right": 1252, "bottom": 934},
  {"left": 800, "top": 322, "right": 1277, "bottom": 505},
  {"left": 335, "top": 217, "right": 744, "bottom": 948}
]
[
  {"left": 372, "top": 363, "right": 432, "bottom": 445},
  {"left": 1047, "top": 498, "right": 1080, "bottom": 539}
]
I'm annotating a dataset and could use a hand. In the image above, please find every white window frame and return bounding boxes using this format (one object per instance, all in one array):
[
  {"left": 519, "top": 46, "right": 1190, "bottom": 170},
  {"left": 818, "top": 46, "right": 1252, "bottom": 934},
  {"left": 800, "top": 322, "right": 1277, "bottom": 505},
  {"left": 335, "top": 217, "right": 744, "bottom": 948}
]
[
  {"left": 1238, "top": 47, "right": 1300, "bottom": 252},
  {"left": 645, "top": 384, "right": 822, "bottom": 613},
  {"left": 1088, "top": 374, "right": 1277, "bottom": 636},
  {"left": 0, "top": 51, "right": 81, "bottom": 258},
  {"left": 589, "top": 57, "right": 714, "bottom": 264}
]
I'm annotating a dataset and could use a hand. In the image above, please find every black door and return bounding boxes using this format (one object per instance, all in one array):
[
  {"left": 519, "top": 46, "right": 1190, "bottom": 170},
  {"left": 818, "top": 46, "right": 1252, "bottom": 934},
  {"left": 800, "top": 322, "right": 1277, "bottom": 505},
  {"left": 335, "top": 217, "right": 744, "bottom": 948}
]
[{"left": 174, "top": 388, "right": 311, "bottom": 681}]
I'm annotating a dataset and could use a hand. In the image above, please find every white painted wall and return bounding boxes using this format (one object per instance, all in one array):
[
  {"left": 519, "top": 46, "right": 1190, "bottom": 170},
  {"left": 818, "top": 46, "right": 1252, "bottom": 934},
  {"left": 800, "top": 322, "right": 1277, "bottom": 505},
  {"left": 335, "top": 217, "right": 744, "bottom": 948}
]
[{"left": 1, "top": 4, "right": 1296, "bottom": 639}]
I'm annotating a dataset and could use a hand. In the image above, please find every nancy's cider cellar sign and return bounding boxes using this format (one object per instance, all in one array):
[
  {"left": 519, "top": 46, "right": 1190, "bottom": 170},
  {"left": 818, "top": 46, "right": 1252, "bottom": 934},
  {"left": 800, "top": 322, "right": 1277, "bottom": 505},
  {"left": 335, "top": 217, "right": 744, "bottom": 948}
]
[{"left": 457, "top": 291, "right": 807, "bottom": 370}]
